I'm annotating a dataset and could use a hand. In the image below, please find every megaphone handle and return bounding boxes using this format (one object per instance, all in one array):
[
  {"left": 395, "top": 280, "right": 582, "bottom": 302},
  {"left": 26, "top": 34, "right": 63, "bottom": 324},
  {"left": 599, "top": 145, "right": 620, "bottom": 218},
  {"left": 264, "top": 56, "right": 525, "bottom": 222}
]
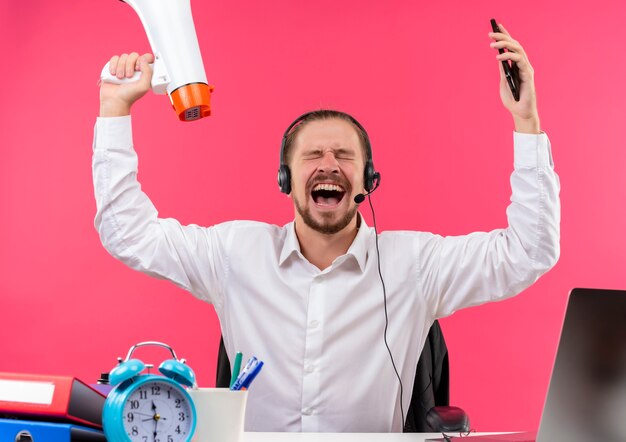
[
  {"left": 100, "top": 61, "right": 151, "bottom": 85},
  {"left": 100, "top": 59, "right": 169, "bottom": 95}
]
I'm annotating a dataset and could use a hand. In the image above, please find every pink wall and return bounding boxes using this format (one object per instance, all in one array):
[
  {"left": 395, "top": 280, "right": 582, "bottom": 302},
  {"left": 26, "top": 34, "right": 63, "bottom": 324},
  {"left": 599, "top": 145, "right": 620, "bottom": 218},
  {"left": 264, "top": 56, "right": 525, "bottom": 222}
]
[{"left": 1, "top": 0, "right": 625, "bottom": 432}]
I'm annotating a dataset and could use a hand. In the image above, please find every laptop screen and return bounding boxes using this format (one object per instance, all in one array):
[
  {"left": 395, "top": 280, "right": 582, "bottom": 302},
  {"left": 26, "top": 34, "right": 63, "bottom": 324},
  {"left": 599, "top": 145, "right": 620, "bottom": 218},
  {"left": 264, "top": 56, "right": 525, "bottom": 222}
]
[{"left": 537, "top": 288, "right": 626, "bottom": 442}]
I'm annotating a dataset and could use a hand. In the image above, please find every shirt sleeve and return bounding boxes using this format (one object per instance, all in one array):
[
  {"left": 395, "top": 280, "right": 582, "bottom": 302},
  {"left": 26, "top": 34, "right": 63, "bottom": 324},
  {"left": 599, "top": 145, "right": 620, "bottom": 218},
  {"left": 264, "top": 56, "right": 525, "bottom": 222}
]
[
  {"left": 92, "top": 116, "right": 228, "bottom": 307},
  {"left": 419, "top": 131, "right": 560, "bottom": 319}
]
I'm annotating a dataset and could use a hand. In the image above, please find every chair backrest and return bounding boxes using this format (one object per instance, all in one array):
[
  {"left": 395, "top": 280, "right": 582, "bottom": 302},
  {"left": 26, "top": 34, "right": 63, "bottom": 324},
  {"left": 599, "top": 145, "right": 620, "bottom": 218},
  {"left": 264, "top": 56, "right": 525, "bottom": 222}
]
[
  {"left": 403, "top": 320, "right": 450, "bottom": 432},
  {"left": 216, "top": 335, "right": 234, "bottom": 389},
  {"left": 216, "top": 320, "right": 450, "bottom": 432}
]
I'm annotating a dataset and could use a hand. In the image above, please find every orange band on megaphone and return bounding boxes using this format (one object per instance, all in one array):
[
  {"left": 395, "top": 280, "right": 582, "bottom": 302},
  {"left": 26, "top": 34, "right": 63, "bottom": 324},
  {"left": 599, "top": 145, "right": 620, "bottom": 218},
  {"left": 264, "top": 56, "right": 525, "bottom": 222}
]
[{"left": 170, "top": 83, "right": 214, "bottom": 122}]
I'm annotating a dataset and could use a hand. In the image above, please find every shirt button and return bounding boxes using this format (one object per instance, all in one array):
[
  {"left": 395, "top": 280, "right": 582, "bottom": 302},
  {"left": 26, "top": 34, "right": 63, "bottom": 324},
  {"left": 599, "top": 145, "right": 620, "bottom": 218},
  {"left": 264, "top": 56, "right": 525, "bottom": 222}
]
[
  {"left": 302, "top": 408, "right": 313, "bottom": 416},
  {"left": 309, "top": 320, "right": 319, "bottom": 328},
  {"left": 305, "top": 364, "right": 315, "bottom": 373}
]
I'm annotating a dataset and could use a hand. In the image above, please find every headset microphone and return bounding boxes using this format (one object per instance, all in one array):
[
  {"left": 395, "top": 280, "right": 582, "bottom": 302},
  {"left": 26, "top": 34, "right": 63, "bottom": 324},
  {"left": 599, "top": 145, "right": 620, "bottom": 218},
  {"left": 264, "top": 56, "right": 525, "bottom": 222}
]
[
  {"left": 354, "top": 173, "right": 381, "bottom": 204},
  {"left": 353, "top": 193, "right": 368, "bottom": 204}
]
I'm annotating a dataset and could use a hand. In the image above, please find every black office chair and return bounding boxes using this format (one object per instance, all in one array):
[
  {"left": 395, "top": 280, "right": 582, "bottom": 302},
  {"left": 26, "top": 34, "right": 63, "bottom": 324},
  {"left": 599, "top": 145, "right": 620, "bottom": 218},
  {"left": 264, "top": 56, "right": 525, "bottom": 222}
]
[{"left": 216, "top": 320, "right": 468, "bottom": 433}]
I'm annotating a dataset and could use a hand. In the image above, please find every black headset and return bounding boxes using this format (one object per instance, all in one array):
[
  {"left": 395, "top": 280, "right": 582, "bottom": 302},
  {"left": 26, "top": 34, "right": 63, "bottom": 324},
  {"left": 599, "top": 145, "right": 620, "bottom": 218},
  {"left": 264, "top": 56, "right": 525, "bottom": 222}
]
[{"left": 277, "top": 111, "right": 380, "bottom": 195}]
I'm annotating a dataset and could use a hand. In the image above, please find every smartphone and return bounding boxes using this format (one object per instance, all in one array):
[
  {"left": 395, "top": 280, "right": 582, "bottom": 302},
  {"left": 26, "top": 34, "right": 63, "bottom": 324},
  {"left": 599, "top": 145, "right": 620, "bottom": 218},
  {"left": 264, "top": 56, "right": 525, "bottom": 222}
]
[{"left": 490, "top": 18, "right": 520, "bottom": 101}]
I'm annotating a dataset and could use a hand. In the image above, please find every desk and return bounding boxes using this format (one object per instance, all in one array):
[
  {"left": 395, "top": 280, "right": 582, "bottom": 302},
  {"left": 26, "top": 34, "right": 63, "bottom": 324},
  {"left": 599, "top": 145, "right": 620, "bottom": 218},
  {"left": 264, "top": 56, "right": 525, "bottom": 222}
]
[{"left": 242, "top": 432, "right": 512, "bottom": 441}]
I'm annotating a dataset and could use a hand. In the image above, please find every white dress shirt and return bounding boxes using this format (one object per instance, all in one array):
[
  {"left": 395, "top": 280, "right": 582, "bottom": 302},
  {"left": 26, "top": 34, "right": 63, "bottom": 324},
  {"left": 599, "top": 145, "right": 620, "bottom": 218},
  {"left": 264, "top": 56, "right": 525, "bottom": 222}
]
[{"left": 93, "top": 116, "right": 560, "bottom": 432}]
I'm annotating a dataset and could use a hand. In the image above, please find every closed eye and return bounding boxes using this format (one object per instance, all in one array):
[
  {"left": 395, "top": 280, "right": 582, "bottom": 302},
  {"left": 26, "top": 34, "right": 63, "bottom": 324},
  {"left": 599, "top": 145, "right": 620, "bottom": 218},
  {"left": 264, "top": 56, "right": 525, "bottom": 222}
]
[
  {"left": 302, "top": 150, "right": 323, "bottom": 159},
  {"left": 301, "top": 149, "right": 357, "bottom": 161},
  {"left": 334, "top": 149, "right": 356, "bottom": 160}
]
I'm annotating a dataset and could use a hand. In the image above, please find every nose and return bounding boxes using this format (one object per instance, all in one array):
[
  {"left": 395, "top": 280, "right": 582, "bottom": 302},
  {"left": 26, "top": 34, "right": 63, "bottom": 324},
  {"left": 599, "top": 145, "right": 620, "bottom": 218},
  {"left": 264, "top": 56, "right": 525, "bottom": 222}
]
[{"left": 317, "top": 151, "right": 340, "bottom": 174}]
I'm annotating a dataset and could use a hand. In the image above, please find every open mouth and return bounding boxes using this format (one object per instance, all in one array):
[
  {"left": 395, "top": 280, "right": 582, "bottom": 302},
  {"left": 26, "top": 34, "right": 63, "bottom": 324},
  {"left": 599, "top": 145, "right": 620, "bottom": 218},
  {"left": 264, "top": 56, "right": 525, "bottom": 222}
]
[{"left": 311, "top": 183, "right": 346, "bottom": 207}]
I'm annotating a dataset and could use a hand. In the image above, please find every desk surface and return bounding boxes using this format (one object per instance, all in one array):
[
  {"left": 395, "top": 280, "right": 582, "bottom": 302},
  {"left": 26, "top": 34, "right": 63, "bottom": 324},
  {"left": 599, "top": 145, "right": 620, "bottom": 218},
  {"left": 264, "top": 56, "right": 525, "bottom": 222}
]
[{"left": 242, "top": 432, "right": 513, "bottom": 441}]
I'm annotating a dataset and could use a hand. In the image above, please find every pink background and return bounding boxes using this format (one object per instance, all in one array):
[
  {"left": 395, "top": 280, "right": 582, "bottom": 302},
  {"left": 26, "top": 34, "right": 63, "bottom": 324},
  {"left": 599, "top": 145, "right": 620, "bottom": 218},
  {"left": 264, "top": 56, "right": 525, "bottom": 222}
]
[{"left": 1, "top": 0, "right": 625, "bottom": 432}]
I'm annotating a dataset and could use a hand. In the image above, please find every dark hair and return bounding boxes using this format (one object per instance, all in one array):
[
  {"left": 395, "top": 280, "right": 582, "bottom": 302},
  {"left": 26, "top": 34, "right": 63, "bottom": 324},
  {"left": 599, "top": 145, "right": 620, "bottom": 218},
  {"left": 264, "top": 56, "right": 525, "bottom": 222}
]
[{"left": 282, "top": 109, "right": 370, "bottom": 166}]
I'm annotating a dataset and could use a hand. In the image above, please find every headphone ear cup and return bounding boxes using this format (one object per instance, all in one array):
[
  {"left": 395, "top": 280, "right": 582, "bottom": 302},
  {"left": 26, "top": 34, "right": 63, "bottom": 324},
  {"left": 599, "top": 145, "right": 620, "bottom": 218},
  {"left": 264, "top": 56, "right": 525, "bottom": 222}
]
[
  {"left": 278, "top": 165, "right": 292, "bottom": 194},
  {"left": 364, "top": 161, "right": 375, "bottom": 192}
]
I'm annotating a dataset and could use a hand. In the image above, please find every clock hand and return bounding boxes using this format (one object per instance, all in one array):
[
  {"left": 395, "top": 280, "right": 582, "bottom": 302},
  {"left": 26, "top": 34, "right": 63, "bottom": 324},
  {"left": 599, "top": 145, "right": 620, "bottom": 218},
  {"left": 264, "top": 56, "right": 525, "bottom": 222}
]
[
  {"left": 151, "top": 401, "right": 159, "bottom": 442},
  {"left": 133, "top": 411, "right": 157, "bottom": 418},
  {"left": 152, "top": 401, "right": 166, "bottom": 441},
  {"left": 153, "top": 415, "right": 158, "bottom": 442},
  {"left": 141, "top": 415, "right": 166, "bottom": 422}
]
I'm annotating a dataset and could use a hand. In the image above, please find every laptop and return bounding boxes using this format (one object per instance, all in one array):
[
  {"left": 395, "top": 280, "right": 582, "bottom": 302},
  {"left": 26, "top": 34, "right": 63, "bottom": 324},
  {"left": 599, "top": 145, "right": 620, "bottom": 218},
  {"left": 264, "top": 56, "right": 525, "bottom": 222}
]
[{"left": 428, "top": 288, "right": 626, "bottom": 442}]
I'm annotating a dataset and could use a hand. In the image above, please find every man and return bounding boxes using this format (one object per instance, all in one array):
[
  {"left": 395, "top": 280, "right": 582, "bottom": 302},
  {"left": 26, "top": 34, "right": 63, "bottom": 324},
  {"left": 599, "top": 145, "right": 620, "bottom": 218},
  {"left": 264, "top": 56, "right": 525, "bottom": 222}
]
[{"left": 93, "top": 24, "right": 559, "bottom": 432}]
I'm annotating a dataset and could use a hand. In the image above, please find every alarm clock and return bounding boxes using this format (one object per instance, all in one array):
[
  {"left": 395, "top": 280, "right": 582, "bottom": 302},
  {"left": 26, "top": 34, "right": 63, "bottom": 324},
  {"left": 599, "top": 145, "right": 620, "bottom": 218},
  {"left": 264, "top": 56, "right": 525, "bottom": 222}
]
[{"left": 102, "top": 341, "right": 197, "bottom": 442}]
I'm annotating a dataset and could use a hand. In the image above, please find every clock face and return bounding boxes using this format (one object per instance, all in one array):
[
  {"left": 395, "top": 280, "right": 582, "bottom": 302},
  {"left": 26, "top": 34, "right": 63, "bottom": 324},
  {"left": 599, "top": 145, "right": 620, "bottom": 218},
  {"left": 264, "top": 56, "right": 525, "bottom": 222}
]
[{"left": 122, "top": 379, "right": 194, "bottom": 442}]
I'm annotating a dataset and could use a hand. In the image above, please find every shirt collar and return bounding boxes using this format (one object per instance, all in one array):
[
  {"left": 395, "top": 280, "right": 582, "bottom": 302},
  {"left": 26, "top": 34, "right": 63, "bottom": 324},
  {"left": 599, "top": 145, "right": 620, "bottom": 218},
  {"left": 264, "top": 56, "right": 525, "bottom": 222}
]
[
  {"left": 278, "top": 214, "right": 372, "bottom": 272},
  {"left": 279, "top": 221, "right": 301, "bottom": 266}
]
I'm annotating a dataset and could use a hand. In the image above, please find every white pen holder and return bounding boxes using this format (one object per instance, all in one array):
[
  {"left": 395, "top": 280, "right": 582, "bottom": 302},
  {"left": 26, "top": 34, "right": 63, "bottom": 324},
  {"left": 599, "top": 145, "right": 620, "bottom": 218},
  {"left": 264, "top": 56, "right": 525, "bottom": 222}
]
[{"left": 189, "top": 388, "right": 248, "bottom": 442}]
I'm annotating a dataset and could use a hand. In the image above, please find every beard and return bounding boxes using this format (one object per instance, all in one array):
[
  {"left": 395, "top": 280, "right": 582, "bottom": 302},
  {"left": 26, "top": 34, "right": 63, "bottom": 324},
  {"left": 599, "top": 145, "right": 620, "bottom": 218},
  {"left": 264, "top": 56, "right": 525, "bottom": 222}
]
[{"left": 293, "top": 194, "right": 359, "bottom": 235}]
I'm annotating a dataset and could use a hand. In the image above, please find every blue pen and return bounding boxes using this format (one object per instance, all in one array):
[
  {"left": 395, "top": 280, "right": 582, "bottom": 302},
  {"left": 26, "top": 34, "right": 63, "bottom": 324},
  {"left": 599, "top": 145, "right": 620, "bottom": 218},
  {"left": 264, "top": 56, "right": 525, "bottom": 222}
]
[
  {"left": 240, "top": 356, "right": 258, "bottom": 375},
  {"left": 230, "top": 357, "right": 263, "bottom": 391},
  {"left": 230, "top": 356, "right": 257, "bottom": 390},
  {"left": 239, "top": 361, "right": 264, "bottom": 390},
  {"left": 231, "top": 361, "right": 263, "bottom": 391}
]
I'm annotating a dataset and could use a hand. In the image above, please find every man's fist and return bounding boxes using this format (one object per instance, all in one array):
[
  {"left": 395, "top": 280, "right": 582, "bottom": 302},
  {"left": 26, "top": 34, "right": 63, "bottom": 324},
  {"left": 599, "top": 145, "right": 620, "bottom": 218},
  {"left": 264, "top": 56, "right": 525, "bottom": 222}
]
[{"left": 99, "top": 52, "right": 154, "bottom": 117}]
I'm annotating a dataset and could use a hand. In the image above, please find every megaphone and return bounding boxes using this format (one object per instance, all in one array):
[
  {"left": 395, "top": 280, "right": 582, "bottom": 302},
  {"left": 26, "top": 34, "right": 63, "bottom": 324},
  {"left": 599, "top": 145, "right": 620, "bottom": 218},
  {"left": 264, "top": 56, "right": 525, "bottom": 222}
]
[{"left": 100, "top": 0, "right": 213, "bottom": 122}]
